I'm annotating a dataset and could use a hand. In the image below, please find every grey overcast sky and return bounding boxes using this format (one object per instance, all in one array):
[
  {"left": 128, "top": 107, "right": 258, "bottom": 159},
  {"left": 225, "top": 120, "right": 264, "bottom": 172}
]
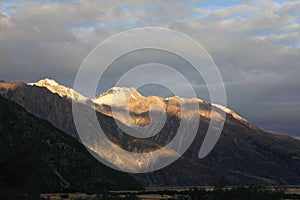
[{"left": 0, "top": 0, "right": 299, "bottom": 137}]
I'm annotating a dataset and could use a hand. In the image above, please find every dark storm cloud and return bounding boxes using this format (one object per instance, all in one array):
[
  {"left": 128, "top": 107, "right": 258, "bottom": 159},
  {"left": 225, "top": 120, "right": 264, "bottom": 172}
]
[
  {"left": 0, "top": 0, "right": 299, "bottom": 136},
  {"left": 224, "top": 75, "right": 300, "bottom": 136}
]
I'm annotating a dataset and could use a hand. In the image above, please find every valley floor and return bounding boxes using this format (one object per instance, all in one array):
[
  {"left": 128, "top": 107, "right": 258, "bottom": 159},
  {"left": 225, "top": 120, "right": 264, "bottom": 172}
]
[{"left": 40, "top": 187, "right": 300, "bottom": 200}]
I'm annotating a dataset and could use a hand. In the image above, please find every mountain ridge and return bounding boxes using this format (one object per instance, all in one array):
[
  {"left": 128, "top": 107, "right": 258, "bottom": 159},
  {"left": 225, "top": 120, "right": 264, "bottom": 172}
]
[
  {"left": 28, "top": 78, "right": 88, "bottom": 102},
  {"left": 1, "top": 78, "right": 300, "bottom": 186},
  {"left": 29, "top": 78, "right": 250, "bottom": 126}
]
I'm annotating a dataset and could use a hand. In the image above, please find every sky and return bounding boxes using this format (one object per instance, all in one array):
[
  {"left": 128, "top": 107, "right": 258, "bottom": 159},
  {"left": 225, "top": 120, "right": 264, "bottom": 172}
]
[{"left": 0, "top": 0, "right": 299, "bottom": 137}]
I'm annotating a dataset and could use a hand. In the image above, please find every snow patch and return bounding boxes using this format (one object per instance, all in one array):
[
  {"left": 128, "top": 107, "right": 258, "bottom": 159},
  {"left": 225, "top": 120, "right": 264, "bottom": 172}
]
[
  {"left": 212, "top": 103, "right": 247, "bottom": 122},
  {"left": 92, "top": 87, "right": 142, "bottom": 106}
]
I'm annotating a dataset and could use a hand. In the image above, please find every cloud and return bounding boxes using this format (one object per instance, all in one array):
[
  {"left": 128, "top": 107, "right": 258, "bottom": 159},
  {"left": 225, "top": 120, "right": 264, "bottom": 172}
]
[
  {"left": 0, "top": 0, "right": 299, "bottom": 136},
  {"left": 223, "top": 74, "right": 300, "bottom": 135}
]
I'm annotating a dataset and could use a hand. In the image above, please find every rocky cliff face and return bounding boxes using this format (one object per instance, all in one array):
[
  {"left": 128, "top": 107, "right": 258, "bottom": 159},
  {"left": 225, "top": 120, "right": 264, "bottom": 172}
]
[
  {"left": 0, "top": 95, "right": 142, "bottom": 194},
  {"left": 0, "top": 79, "right": 300, "bottom": 187}
]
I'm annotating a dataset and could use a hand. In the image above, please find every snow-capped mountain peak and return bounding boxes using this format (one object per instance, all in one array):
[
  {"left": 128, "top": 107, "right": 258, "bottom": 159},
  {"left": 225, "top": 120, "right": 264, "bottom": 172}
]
[
  {"left": 92, "top": 87, "right": 143, "bottom": 106},
  {"left": 34, "top": 78, "right": 60, "bottom": 87},
  {"left": 28, "top": 78, "right": 87, "bottom": 102},
  {"left": 28, "top": 79, "right": 249, "bottom": 124}
]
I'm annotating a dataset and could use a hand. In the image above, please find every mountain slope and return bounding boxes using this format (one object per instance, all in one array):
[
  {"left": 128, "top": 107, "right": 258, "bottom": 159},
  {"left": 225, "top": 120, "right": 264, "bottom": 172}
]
[
  {"left": 0, "top": 80, "right": 79, "bottom": 138},
  {"left": 0, "top": 95, "right": 142, "bottom": 194},
  {"left": 0, "top": 79, "right": 300, "bottom": 186},
  {"left": 0, "top": 80, "right": 179, "bottom": 173}
]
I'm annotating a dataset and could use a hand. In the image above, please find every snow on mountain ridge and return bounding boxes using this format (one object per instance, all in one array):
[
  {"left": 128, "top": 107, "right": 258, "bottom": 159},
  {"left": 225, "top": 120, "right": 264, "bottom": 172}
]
[
  {"left": 28, "top": 78, "right": 87, "bottom": 102},
  {"left": 212, "top": 103, "right": 247, "bottom": 123},
  {"left": 28, "top": 79, "right": 248, "bottom": 123},
  {"left": 92, "top": 87, "right": 144, "bottom": 106},
  {"left": 93, "top": 86, "right": 248, "bottom": 122}
]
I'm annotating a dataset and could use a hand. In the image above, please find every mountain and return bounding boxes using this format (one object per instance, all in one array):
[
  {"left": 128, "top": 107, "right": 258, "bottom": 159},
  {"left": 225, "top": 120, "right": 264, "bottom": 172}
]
[
  {"left": 29, "top": 78, "right": 88, "bottom": 102},
  {"left": 0, "top": 80, "right": 79, "bottom": 138},
  {"left": 0, "top": 95, "right": 142, "bottom": 195},
  {"left": 93, "top": 87, "right": 143, "bottom": 106},
  {"left": 0, "top": 79, "right": 300, "bottom": 187},
  {"left": 0, "top": 80, "right": 179, "bottom": 173}
]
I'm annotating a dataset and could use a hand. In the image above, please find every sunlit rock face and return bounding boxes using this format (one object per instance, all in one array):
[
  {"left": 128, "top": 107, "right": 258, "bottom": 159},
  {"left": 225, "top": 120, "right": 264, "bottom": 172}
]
[{"left": 1, "top": 79, "right": 300, "bottom": 186}]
